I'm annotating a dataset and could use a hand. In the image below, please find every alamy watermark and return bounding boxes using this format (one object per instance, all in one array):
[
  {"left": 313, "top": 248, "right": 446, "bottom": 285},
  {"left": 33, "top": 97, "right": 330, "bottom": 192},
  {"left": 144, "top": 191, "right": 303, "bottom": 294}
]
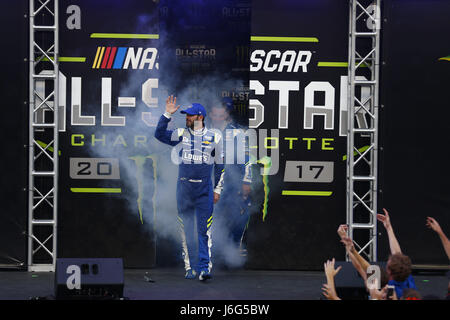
[
  {"left": 66, "top": 265, "right": 81, "bottom": 290},
  {"left": 169, "top": 123, "right": 280, "bottom": 176}
]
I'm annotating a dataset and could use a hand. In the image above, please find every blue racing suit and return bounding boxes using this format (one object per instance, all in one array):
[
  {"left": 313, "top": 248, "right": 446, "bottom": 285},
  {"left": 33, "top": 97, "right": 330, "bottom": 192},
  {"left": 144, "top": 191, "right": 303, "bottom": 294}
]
[
  {"left": 155, "top": 113, "right": 224, "bottom": 273},
  {"left": 216, "top": 122, "right": 252, "bottom": 248}
]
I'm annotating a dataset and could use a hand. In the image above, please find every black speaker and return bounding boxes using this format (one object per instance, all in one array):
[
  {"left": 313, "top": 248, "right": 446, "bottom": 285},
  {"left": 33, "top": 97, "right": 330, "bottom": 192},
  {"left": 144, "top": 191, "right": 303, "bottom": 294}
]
[
  {"left": 333, "top": 261, "right": 368, "bottom": 300},
  {"left": 55, "top": 258, "right": 124, "bottom": 300}
]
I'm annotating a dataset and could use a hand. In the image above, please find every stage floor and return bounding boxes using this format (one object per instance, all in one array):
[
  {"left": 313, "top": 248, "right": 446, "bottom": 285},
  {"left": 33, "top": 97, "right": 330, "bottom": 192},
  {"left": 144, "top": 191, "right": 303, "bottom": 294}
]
[{"left": 0, "top": 268, "right": 447, "bottom": 300}]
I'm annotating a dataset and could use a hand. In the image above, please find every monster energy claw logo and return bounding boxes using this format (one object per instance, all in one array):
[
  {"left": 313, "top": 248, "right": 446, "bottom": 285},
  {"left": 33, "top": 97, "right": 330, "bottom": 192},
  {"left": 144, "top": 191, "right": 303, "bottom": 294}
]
[{"left": 129, "top": 155, "right": 158, "bottom": 224}]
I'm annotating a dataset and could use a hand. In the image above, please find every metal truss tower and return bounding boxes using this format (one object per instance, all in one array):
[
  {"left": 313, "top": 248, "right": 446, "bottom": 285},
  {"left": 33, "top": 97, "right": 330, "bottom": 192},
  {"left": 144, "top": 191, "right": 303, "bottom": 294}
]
[
  {"left": 28, "top": 0, "right": 59, "bottom": 272},
  {"left": 346, "top": 0, "right": 381, "bottom": 262}
]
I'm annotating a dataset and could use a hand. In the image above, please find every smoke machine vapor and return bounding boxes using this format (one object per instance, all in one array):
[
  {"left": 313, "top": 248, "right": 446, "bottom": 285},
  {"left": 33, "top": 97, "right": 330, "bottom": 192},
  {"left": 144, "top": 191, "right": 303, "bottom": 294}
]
[{"left": 84, "top": 0, "right": 257, "bottom": 269}]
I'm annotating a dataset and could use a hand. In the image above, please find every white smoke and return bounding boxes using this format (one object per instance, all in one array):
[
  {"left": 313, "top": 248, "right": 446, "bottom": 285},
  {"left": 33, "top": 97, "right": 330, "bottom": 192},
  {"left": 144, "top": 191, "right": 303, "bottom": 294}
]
[{"left": 81, "top": 7, "right": 256, "bottom": 270}]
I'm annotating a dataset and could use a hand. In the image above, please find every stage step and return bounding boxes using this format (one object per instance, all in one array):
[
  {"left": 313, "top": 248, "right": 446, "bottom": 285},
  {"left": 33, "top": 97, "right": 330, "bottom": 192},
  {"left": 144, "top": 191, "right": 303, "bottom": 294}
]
[{"left": 412, "top": 264, "right": 450, "bottom": 275}]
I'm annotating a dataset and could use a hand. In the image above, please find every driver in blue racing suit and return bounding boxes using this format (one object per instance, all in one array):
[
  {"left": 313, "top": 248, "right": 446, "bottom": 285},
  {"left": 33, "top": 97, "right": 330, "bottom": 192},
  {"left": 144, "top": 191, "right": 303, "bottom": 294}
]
[
  {"left": 155, "top": 95, "right": 224, "bottom": 281},
  {"left": 210, "top": 97, "right": 252, "bottom": 265}
]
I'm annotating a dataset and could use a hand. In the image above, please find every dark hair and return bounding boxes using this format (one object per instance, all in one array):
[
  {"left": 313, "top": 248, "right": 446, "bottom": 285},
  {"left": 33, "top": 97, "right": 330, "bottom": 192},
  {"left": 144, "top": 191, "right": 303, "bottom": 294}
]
[{"left": 387, "top": 253, "right": 412, "bottom": 282}]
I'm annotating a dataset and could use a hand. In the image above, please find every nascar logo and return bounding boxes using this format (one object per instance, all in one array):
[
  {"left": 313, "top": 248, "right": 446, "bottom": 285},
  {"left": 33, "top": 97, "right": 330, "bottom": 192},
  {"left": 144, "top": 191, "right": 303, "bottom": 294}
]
[{"left": 92, "top": 47, "right": 158, "bottom": 70}]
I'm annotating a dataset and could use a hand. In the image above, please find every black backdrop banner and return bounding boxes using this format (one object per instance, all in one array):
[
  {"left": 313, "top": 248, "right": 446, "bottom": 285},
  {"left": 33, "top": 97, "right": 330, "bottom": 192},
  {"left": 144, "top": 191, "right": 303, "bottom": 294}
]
[
  {"left": 57, "top": 0, "right": 160, "bottom": 267},
  {"left": 57, "top": 0, "right": 252, "bottom": 268},
  {"left": 246, "top": 0, "right": 349, "bottom": 270},
  {"left": 158, "top": 0, "right": 251, "bottom": 125},
  {"left": 378, "top": 0, "right": 450, "bottom": 265},
  {"left": 0, "top": 1, "right": 28, "bottom": 267}
]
